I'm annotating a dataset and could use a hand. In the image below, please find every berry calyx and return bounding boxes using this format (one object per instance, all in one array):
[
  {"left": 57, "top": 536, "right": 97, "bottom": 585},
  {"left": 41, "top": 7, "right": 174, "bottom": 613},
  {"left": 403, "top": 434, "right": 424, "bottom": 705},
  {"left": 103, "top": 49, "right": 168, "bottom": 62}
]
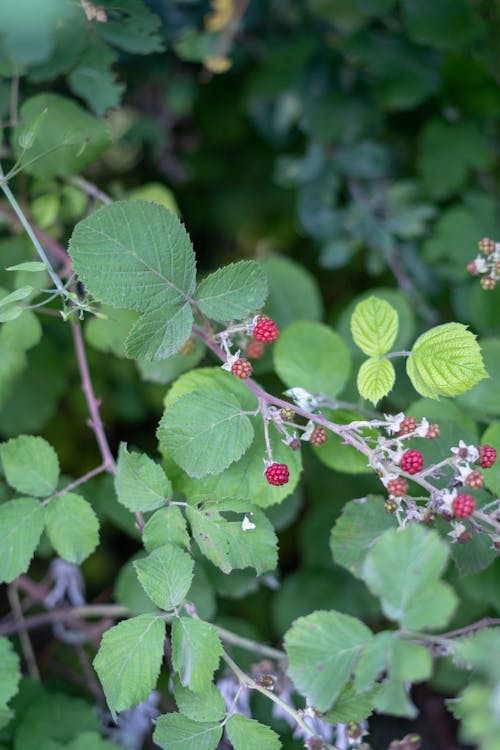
[
  {"left": 452, "top": 494, "right": 476, "bottom": 519},
  {"left": 425, "top": 423, "right": 440, "bottom": 440},
  {"left": 231, "top": 358, "right": 253, "bottom": 379},
  {"left": 253, "top": 316, "right": 279, "bottom": 343},
  {"left": 387, "top": 478, "right": 409, "bottom": 497},
  {"left": 398, "top": 416, "right": 417, "bottom": 435},
  {"left": 311, "top": 426, "right": 328, "bottom": 446},
  {"left": 399, "top": 449, "right": 424, "bottom": 475},
  {"left": 464, "top": 470, "right": 484, "bottom": 489},
  {"left": 246, "top": 339, "right": 265, "bottom": 359},
  {"left": 477, "top": 445, "right": 497, "bottom": 469},
  {"left": 480, "top": 276, "right": 497, "bottom": 291},
  {"left": 265, "top": 462, "right": 289, "bottom": 486}
]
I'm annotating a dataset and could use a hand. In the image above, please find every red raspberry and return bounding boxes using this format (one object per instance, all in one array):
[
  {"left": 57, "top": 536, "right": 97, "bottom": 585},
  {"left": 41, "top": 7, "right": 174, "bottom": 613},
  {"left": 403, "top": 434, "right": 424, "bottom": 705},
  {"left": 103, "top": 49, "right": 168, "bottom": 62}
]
[
  {"left": 265, "top": 462, "right": 289, "bottom": 486},
  {"left": 311, "top": 426, "right": 328, "bottom": 446},
  {"left": 464, "top": 470, "right": 484, "bottom": 489},
  {"left": 398, "top": 416, "right": 417, "bottom": 435},
  {"left": 452, "top": 494, "right": 476, "bottom": 519},
  {"left": 425, "top": 423, "right": 440, "bottom": 440},
  {"left": 477, "top": 445, "right": 497, "bottom": 469},
  {"left": 480, "top": 276, "right": 497, "bottom": 291},
  {"left": 399, "top": 449, "right": 424, "bottom": 475},
  {"left": 387, "top": 478, "right": 408, "bottom": 497},
  {"left": 479, "top": 237, "right": 495, "bottom": 255},
  {"left": 246, "top": 339, "right": 265, "bottom": 359},
  {"left": 466, "top": 261, "right": 479, "bottom": 276},
  {"left": 231, "top": 358, "right": 253, "bottom": 379},
  {"left": 253, "top": 316, "right": 279, "bottom": 343}
]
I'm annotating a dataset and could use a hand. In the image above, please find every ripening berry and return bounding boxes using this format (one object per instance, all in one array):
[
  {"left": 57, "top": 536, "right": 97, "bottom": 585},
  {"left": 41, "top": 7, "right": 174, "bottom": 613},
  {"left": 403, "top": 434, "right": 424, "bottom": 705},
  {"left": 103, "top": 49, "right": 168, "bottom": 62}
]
[
  {"left": 398, "top": 416, "right": 417, "bottom": 435},
  {"left": 387, "top": 478, "right": 409, "bottom": 497},
  {"left": 280, "top": 406, "right": 295, "bottom": 421},
  {"left": 253, "top": 316, "right": 279, "bottom": 343},
  {"left": 231, "top": 358, "right": 253, "bottom": 379},
  {"left": 466, "top": 261, "right": 479, "bottom": 276},
  {"left": 464, "top": 470, "right": 484, "bottom": 489},
  {"left": 452, "top": 494, "right": 476, "bottom": 519},
  {"left": 246, "top": 339, "right": 265, "bottom": 359},
  {"left": 384, "top": 498, "right": 398, "bottom": 514},
  {"left": 311, "top": 426, "right": 328, "bottom": 446},
  {"left": 399, "top": 449, "right": 424, "bottom": 475},
  {"left": 480, "top": 276, "right": 497, "bottom": 291},
  {"left": 425, "top": 423, "right": 440, "bottom": 440},
  {"left": 457, "top": 530, "right": 473, "bottom": 544},
  {"left": 477, "top": 445, "right": 497, "bottom": 469},
  {"left": 288, "top": 438, "right": 301, "bottom": 451},
  {"left": 479, "top": 237, "right": 495, "bottom": 255},
  {"left": 422, "top": 510, "right": 436, "bottom": 526},
  {"left": 265, "top": 462, "right": 289, "bottom": 486}
]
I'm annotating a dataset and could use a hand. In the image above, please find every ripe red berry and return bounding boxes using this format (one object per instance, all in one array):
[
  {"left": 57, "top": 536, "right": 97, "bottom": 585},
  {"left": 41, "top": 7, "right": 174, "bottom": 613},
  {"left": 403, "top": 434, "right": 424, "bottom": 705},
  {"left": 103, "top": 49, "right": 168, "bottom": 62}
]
[
  {"left": 398, "top": 416, "right": 417, "bottom": 435},
  {"left": 311, "top": 426, "right": 328, "bottom": 446},
  {"left": 246, "top": 339, "right": 265, "bottom": 359},
  {"left": 387, "top": 478, "right": 409, "bottom": 497},
  {"left": 265, "top": 462, "right": 289, "bottom": 486},
  {"left": 477, "top": 445, "right": 497, "bottom": 469},
  {"left": 464, "top": 470, "right": 484, "bottom": 489},
  {"left": 253, "top": 316, "right": 279, "bottom": 343},
  {"left": 231, "top": 358, "right": 253, "bottom": 379},
  {"left": 452, "top": 494, "right": 476, "bottom": 519},
  {"left": 425, "top": 423, "right": 440, "bottom": 440},
  {"left": 399, "top": 449, "right": 424, "bottom": 475}
]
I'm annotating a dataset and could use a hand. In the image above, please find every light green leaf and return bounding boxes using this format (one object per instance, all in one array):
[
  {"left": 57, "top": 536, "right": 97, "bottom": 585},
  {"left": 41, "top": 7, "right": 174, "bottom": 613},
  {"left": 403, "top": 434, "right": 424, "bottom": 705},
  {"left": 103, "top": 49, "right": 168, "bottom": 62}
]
[
  {"left": 354, "top": 631, "right": 396, "bottom": 692},
  {"left": 357, "top": 357, "right": 395, "bottom": 404},
  {"left": 134, "top": 543, "right": 194, "bottom": 611},
  {"left": 321, "top": 681, "right": 378, "bottom": 724},
  {"left": 338, "top": 288, "right": 416, "bottom": 354},
  {"left": 171, "top": 617, "right": 223, "bottom": 693},
  {"left": 0, "top": 497, "right": 44, "bottom": 583},
  {"left": 285, "top": 611, "right": 373, "bottom": 711},
  {"left": 407, "top": 323, "right": 487, "bottom": 399},
  {"left": 350, "top": 296, "right": 398, "bottom": 356},
  {"left": 0, "top": 435, "right": 59, "bottom": 497},
  {"left": 6, "top": 262, "right": 47, "bottom": 272},
  {"left": 196, "top": 261, "right": 268, "bottom": 322},
  {"left": 0, "top": 286, "right": 33, "bottom": 310},
  {"left": 274, "top": 321, "right": 351, "bottom": 397},
  {"left": 69, "top": 201, "right": 196, "bottom": 360},
  {"left": 93, "top": 614, "right": 165, "bottom": 716},
  {"left": 153, "top": 713, "right": 222, "bottom": 750},
  {"left": 115, "top": 443, "right": 172, "bottom": 512},
  {"left": 226, "top": 714, "right": 281, "bottom": 750},
  {"left": 114, "top": 556, "right": 156, "bottom": 615},
  {"left": 1, "top": 309, "right": 42, "bottom": 352},
  {"left": 143, "top": 506, "right": 190, "bottom": 552},
  {"left": 44, "top": 492, "right": 99, "bottom": 564},
  {"left": 362, "top": 525, "right": 456, "bottom": 629},
  {"left": 172, "top": 677, "right": 226, "bottom": 723},
  {"left": 158, "top": 388, "right": 254, "bottom": 478},
  {"left": 0, "top": 637, "right": 21, "bottom": 705}
]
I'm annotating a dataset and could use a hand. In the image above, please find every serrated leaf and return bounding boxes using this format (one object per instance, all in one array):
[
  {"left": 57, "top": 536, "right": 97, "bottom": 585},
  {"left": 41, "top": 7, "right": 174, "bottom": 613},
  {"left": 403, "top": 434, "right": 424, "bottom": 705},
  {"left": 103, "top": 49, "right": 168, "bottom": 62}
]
[
  {"left": 351, "top": 296, "right": 399, "bottom": 356},
  {"left": 96, "top": 0, "right": 164, "bottom": 55},
  {"left": 143, "top": 506, "right": 190, "bottom": 552},
  {"left": 134, "top": 543, "right": 194, "bottom": 611},
  {"left": 172, "top": 677, "right": 226, "bottom": 722},
  {"left": 69, "top": 201, "right": 196, "bottom": 360},
  {"left": 361, "top": 525, "right": 456, "bottom": 629},
  {"left": 115, "top": 443, "right": 172, "bottom": 512},
  {"left": 455, "top": 628, "right": 500, "bottom": 680},
  {"left": 407, "top": 323, "right": 487, "bottom": 399},
  {"left": 171, "top": 617, "right": 223, "bottom": 693},
  {"left": 374, "top": 639, "right": 432, "bottom": 718},
  {"left": 357, "top": 357, "right": 395, "bottom": 404},
  {"left": 114, "top": 556, "right": 156, "bottom": 615},
  {"left": 196, "top": 260, "right": 268, "bottom": 322},
  {"left": 93, "top": 614, "right": 165, "bottom": 716},
  {"left": 321, "top": 681, "right": 378, "bottom": 724},
  {"left": 44, "top": 492, "right": 99, "bottom": 564},
  {"left": 226, "top": 714, "right": 281, "bottom": 750},
  {"left": 354, "top": 631, "right": 396, "bottom": 692},
  {"left": 0, "top": 497, "right": 44, "bottom": 583},
  {"left": 68, "top": 38, "right": 125, "bottom": 116},
  {"left": 158, "top": 388, "right": 254, "bottom": 478},
  {"left": 0, "top": 637, "right": 21, "bottom": 705},
  {"left": 285, "top": 611, "right": 373, "bottom": 711},
  {"left": 0, "top": 435, "right": 59, "bottom": 497},
  {"left": 153, "top": 713, "right": 222, "bottom": 750}
]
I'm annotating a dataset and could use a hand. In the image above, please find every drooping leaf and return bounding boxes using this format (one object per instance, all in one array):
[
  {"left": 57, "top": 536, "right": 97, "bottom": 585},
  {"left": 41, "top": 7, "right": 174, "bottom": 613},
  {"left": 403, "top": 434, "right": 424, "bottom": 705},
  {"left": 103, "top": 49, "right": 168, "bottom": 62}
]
[
  {"left": 153, "top": 713, "right": 222, "bottom": 750},
  {"left": 0, "top": 497, "right": 44, "bottom": 583},
  {"left": 196, "top": 261, "right": 268, "bottom": 321},
  {"left": 133, "top": 543, "right": 194, "bottom": 611},
  {"left": 115, "top": 443, "right": 172, "bottom": 512},
  {"left": 171, "top": 617, "right": 223, "bottom": 693},
  {"left": 45, "top": 492, "right": 99, "bottom": 564},
  {"left": 350, "top": 296, "right": 399, "bottom": 357},
  {"left": 357, "top": 357, "right": 395, "bottom": 404},
  {"left": 226, "top": 714, "right": 282, "bottom": 750},
  {"left": 0, "top": 434, "right": 59, "bottom": 497}
]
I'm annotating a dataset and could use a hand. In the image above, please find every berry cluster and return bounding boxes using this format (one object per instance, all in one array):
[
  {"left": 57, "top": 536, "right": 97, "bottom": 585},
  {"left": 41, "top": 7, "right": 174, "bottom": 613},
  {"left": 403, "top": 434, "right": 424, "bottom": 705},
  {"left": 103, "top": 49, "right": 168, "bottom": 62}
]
[
  {"left": 231, "top": 358, "right": 253, "bottom": 379},
  {"left": 466, "top": 236, "right": 500, "bottom": 290},
  {"left": 452, "top": 494, "right": 476, "bottom": 519},
  {"left": 265, "top": 463, "right": 289, "bottom": 486},
  {"left": 253, "top": 315, "right": 280, "bottom": 343},
  {"left": 400, "top": 449, "right": 424, "bottom": 475}
]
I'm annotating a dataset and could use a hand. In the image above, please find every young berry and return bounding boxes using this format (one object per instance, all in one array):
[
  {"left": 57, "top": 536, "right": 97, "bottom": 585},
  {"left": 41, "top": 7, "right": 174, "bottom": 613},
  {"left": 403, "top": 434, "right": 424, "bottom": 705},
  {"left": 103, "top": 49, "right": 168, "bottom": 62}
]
[
  {"left": 452, "top": 494, "right": 476, "bottom": 519},
  {"left": 477, "top": 445, "right": 497, "bottom": 469},
  {"left": 311, "top": 426, "right": 328, "bottom": 446},
  {"left": 480, "top": 276, "right": 497, "bottom": 291},
  {"left": 479, "top": 237, "right": 495, "bottom": 255},
  {"left": 280, "top": 406, "right": 295, "bottom": 421},
  {"left": 466, "top": 260, "right": 479, "bottom": 276},
  {"left": 422, "top": 510, "right": 436, "bottom": 526},
  {"left": 288, "top": 438, "right": 301, "bottom": 451},
  {"left": 398, "top": 416, "right": 417, "bottom": 435},
  {"left": 457, "top": 530, "right": 473, "bottom": 544},
  {"left": 384, "top": 498, "right": 398, "bottom": 514},
  {"left": 265, "top": 462, "right": 289, "bottom": 486},
  {"left": 387, "top": 478, "right": 408, "bottom": 497},
  {"left": 425, "top": 423, "right": 440, "bottom": 440},
  {"left": 464, "top": 470, "right": 484, "bottom": 489},
  {"left": 253, "top": 316, "right": 279, "bottom": 343},
  {"left": 399, "top": 449, "right": 424, "bottom": 475},
  {"left": 231, "top": 358, "right": 253, "bottom": 379},
  {"left": 305, "top": 738, "right": 324, "bottom": 750},
  {"left": 246, "top": 339, "right": 265, "bottom": 359}
]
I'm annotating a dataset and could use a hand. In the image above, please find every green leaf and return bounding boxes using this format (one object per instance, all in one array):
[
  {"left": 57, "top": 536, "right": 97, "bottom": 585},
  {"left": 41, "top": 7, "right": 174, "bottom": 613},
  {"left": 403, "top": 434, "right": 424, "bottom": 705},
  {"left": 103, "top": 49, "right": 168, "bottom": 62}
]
[
  {"left": 143, "top": 506, "right": 190, "bottom": 552},
  {"left": 85, "top": 307, "right": 138, "bottom": 358},
  {"left": 69, "top": 201, "right": 196, "bottom": 360},
  {"left": 172, "top": 677, "right": 226, "bottom": 722},
  {"left": 0, "top": 497, "right": 44, "bottom": 583},
  {"left": 313, "top": 409, "right": 376, "bottom": 475},
  {"left": 13, "top": 692, "right": 100, "bottom": 750},
  {"left": 0, "top": 435, "right": 59, "bottom": 497},
  {"left": 1, "top": 309, "right": 41, "bottom": 353},
  {"left": 93, "top": 614, "right": 166, "bottom": 716},
  {"left": 6, "top": 262, "right": 47, "bottom": 272},
  {"left": 115, "top": 443, "right": 172, "bottom": 512},
  {"left": 0, "top": 0, "right": 71, "bottom": 66},
  {"left": 0, "top": 287, "right": 33, "bottom": 322},
  {"left": 66, "top": 732, "right": 119, "bottom": 750},
  {"left": 350, "top": 296, "right": 399, "bottom": 356},
  {"left": 354, "top": 631, "right": 396, "bottom": 692},
  {"left": 403, "top": 0, "right": 483, "bottom": 50},
  {"left": 262, "top": 255, "right": 323, "bottom": 329},
  {"left": 407, "top": 323, "right": 487, "bottom": 399},
  {"left": 136, "top": 338, "right": 205, "bottom": 385},
  {"left": 274, "top": 321, "right": 351, "bottom": 397},
  {"left": 171, "top": 617, "right": 223, "bottom": 693},
  {"left": 44, "top": 493, "right": 99, "bottom": 564},
  {"left": 458, "top": 339, "right": 500, "bottom": 417},
  {"left": 374, "top": 639, "right": 432, "bottom": 718},
  {"left": 0, "top": 637, "right": 21, "bottom": 705},
  {"left": 186, "top": 503, "right": 277, "bottom": 575},
  {"left": 68, "top": 38, "right": 125, "bottom": 116},
  {"left": 96, "top": 0, "right": 164, "bottom": 55},
  {"left": 14, "top": 94, "right": 110, "bottom": 178},
  {"left": 357, "top": 357, "right": 395, "bottom": 404},
  {"left": 362, "top": 525, "right": 456, "bottom": 629},
  {"left": 330, "top": 496, "right": 396, "bottom": 578},
  {"left": 153, "top": 714, "right": 222, "bottom": 750},
  {"left": 285, "top": 611, "right": 373, "bottom": 711},
  {"left": 226, "top": 715, "right": 281, "bottom": 750},
  {"left": 196, "top": 261, "right": 268, "bottom": 322},
  {"left": 321, "top": 681, "right": 378, "bottom": 724},
  {"left": 114, "top": 556, "right": 156, "bottom": 615},
  {"left": 158, "top": 388, "right": 254, "bottom": 478},
  {"left": 134, "top": 544, "right": 194, "bottom": 611},
  {"left": 455, "top": 628, "right": 500, "bottom": 680}
]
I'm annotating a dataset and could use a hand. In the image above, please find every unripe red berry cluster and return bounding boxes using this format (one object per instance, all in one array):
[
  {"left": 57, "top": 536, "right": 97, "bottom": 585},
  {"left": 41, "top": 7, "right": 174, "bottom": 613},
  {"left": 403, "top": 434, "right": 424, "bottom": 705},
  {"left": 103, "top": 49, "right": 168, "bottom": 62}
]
[
  {"left": 253, "top": 316, "right": 279, "bottom": 343},
  {"left": 477, "top": 444, "right": 497, "bottom": 469},
  {"left": 246, "top": 339, "right": 265, "bottom": 359},
  {"left": 464, "top": 470, "right": 484, "bottom": 489},
  {"left": 387, "top": 478, "right": 408, "bottom": 497},
  {"left": 425, "top": 423, "right": 440, "bottom": 439},
  {"left": 452, "top": 494, "right": 476, "bottom": 519},
  {"left": 399, "top": 449, "right": 424, "bottom": 475},
  {"left": 231, "top": 358, "right": 253, "bottom": 379},
  {"left": 265, "top": 462, "right": 289, "bottom": 486},
  {"left": 398, "top": 416, "right": 417, "bottom": 435},
  {"left": 310, "top": 426, "right": 328, "bottom": 446}
]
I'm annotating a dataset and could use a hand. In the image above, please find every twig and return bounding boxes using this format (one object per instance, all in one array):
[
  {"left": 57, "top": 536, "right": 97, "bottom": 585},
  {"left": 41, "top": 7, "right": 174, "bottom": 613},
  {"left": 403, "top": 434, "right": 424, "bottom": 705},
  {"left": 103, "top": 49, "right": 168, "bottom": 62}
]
[
  {"left": 50, "top": 464, "right": 107, "bottom": 499},
  {"left": 439, "top": 617, "right": 500, "bottom": 640},
  {"left": 69, "top": 176, "right": 112, "bottom": 205},
  {"left": 7, "top": 584, "right": 40, "bottom": 681}
]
